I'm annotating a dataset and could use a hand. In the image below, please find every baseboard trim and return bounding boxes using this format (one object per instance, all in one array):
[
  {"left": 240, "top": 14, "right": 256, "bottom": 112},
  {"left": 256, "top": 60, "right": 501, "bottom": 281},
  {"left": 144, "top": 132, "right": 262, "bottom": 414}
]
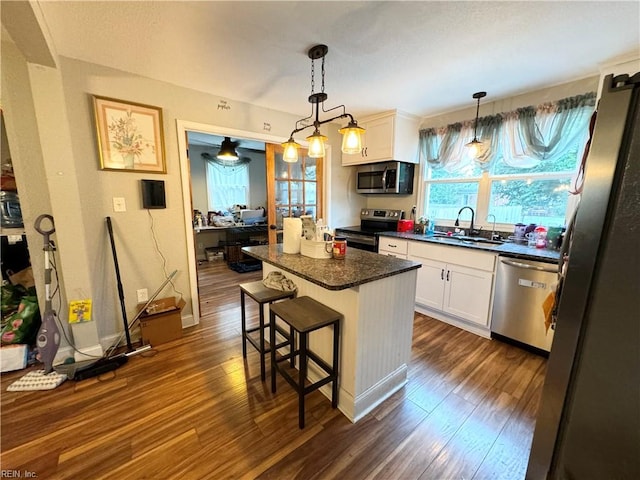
[
  {"left": 352, "top": 365, "right": 408, "bottom": 423},
  {"left": 415, "top": 305, "right": 491, "bottom": 339},
  {"left": 73, "top": 344, "right": 104, "bottom": 362},
  {"left": 306, "top": 362, "right": 408, "bottom": 423}
]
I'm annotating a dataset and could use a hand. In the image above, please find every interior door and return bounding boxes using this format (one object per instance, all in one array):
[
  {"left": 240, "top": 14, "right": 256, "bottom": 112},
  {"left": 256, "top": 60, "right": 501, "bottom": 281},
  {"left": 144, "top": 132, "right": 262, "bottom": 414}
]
[{"left": 266, "top": 144, "right": 323, "bottom": 244}]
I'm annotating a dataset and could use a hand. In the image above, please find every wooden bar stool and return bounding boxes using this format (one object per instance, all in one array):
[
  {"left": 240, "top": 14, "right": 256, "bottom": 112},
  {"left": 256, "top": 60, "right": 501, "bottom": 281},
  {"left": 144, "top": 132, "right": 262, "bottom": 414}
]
[
  {"left": 239, "top": 281, "right": 296, "bottom": 381},
  {"left": 269, "top": 296, "right": 341, "bottom": 429}
]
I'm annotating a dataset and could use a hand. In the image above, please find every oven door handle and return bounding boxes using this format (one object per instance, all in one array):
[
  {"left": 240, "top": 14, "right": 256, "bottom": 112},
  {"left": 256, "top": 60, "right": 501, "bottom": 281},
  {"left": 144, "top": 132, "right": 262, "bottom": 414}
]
[{"left": 336, "top": 233, "right": 376, "bottom": 246}]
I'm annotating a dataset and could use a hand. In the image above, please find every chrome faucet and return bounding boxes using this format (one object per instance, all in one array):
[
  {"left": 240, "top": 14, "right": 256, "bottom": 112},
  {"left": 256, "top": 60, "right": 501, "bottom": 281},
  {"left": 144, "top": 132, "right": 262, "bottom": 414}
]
[
  {"left": 487, "top": 214, "right": 497, "bottom": 240},
  {"left": 455, "top": 206, "right": 478, "bottom": 235}
]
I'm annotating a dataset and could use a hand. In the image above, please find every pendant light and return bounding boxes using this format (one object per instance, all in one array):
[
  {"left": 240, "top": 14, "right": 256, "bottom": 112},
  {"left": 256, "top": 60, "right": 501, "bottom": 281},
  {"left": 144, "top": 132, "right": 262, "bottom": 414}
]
[
  {"left": 339, "top": 120, "right": 366, "bottom": 154},
  {"left": 282, "top": 136, "right": 300, "bottom": 163},
  {"left": 217, "top": 137, "right": 239, "bottom": 161},
  {"left": 282, "top": 44, "right": 365, "bottom": 162},
  {"left": 465, "top": 91, "right": 487, "bottom": 157}
]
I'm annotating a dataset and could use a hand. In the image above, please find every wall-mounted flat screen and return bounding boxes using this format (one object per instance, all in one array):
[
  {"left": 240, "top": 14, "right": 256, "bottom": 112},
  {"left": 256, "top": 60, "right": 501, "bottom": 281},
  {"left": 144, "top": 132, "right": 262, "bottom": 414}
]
[{"left": 141, "top": 179, "right": 166, "bottom": 209}]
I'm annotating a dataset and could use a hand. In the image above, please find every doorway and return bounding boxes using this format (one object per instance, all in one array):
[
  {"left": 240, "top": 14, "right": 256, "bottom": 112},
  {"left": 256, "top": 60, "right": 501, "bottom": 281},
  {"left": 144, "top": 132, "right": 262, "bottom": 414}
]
[
  {"left": 176, "top": 120, "right": 329, "bottom": 325},
  {"left": 266, "top": 143, "right": 323, "bottom": 244}
]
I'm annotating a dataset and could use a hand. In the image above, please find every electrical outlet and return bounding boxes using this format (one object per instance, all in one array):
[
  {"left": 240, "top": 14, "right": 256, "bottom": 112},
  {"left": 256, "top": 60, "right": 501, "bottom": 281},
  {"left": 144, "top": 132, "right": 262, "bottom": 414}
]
[{"left": 136, "top": 288, "right": 148, "bottom": 303}]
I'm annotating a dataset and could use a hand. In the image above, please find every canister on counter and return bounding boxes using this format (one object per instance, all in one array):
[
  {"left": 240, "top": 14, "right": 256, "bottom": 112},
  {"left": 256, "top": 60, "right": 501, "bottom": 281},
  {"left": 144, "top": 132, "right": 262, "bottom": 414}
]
[{"left": 332, "top": 236, "right": 347, "bottom": 259}]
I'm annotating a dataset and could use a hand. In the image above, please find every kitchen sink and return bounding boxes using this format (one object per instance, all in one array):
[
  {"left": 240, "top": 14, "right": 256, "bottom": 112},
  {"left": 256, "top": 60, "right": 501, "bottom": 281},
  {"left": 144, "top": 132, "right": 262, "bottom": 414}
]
[
  {"left": 428, "top": 232, "right": 504, "bottom": 245},
  {"left": 456, "top": 235, "right": 504, "bottom": 245}
]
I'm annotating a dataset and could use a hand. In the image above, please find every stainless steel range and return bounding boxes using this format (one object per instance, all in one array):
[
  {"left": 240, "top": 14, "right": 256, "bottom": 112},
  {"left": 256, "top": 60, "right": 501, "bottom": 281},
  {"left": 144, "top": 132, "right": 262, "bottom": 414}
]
[{"left": 334, "top": 209, "right": 403, "bottom": 252}]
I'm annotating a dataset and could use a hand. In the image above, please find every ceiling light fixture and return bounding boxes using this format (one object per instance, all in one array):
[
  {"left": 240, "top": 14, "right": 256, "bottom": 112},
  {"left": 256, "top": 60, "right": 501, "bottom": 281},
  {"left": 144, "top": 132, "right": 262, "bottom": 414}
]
[
  {"left": 465, "top": 91, "right": 487, "bottom": 157},
  {"left": 282, "top": 44, "right": 365, "bottom": 163},
  {"left": 217, "top": 137, "right": 239, "bottom": 161}
]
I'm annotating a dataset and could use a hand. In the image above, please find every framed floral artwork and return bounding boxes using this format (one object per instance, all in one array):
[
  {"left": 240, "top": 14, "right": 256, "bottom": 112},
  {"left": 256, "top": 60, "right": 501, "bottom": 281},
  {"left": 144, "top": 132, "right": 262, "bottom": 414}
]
[{"left": 93, "top": 95, "right": 166, "bottom": 173}]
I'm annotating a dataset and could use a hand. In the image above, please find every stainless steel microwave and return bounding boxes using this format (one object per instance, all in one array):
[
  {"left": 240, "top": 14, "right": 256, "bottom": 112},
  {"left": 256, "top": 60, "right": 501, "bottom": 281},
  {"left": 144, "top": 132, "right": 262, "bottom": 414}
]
[{"left": 356, "top": 161, "right": 415, "bottom": 194}]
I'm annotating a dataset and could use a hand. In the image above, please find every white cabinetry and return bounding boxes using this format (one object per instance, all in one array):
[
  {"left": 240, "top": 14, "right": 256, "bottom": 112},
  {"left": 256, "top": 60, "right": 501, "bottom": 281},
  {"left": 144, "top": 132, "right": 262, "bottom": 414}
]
[
  {"left": 378, "top": 236, "right": 407, "bottom": 259},
  {"left": 342, "top": 110, "right": 420, "bottom": 166},
  {"left": 409, "top": 241, "right": 496, "bottom": 336}
]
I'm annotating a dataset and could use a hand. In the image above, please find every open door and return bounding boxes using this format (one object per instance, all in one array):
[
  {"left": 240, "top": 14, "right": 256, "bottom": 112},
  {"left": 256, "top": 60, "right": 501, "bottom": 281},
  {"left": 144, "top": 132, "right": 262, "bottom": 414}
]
[{"left": 266, "top": 144, "right": 323, "bottom": 244}]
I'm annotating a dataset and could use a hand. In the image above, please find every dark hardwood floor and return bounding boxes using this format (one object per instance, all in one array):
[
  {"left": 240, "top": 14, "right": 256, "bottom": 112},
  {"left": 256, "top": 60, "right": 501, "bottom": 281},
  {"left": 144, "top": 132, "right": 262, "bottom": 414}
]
[{"left": 1, "top": 259, "right": 546, "bottom": 479}]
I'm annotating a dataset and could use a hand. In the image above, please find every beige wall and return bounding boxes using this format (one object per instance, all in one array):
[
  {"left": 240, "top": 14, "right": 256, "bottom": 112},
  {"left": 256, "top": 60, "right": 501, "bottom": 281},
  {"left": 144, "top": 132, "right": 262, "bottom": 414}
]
[
  {"left": 419, "top": 75, "right": 600, "bottom": 129},
  {"left": 2, "top": 31, "right": 352, "bottom": 349}
]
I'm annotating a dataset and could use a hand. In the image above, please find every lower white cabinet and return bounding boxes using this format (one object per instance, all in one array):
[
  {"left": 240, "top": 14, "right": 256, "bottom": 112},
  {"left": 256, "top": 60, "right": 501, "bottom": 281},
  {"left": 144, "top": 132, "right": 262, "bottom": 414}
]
[
  {"left": 378, "top": 236, "right": 408, "bottom": 259},
  {"left": 408, "top": 241, "right": 496, "bottom": 331}
]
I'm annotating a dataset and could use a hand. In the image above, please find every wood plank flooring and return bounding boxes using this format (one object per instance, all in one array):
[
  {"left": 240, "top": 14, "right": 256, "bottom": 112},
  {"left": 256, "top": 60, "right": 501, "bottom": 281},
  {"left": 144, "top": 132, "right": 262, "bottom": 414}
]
[{"left": 1, "top": 259, "right": 546, "bottom": 479}]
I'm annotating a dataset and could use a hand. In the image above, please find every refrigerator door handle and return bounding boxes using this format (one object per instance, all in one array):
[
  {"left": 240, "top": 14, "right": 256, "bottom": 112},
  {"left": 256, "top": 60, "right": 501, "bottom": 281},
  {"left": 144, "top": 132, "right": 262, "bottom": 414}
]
[
  {"left": 500, "top": 258, "right": 558, "bottom": 273},
  {"left": 559, "top": 201, "right": 580, "bottom": 274}
]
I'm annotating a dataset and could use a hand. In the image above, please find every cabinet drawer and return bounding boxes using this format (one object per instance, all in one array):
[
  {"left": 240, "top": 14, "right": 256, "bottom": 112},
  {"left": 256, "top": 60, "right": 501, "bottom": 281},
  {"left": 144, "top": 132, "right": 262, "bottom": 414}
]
[
  {"left": 378, "top": 237, "right": 408, "bottom": 255},
  {"left": 408, "top": 241, "right": 496, "bottom": 272},
  {"left": 379, "top": 252, "right": 407, "bottom": 259}
]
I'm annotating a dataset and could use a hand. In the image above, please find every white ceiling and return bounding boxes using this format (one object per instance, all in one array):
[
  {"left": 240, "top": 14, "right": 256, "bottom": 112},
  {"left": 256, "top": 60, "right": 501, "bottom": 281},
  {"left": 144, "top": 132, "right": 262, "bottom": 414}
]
[{"left": 34, "top": 1, "right": 639, "bottom": 119}]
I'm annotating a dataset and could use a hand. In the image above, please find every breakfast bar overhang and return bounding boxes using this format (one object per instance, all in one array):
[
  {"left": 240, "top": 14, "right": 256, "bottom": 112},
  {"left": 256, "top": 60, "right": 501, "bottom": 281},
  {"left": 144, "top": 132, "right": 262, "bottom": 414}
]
[{"left": 243, "top": 244, "right": 421, "bottom": 422}]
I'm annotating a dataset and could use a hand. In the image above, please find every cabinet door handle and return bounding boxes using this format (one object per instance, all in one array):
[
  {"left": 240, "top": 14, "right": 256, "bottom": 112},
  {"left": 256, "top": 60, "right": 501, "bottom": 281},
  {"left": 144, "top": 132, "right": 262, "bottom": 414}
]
[
  {"left": 446, "top": 270, "right": 450, "bottom": 281},
  {"left": 441, "top": 269, "right": 444, "bottom": 280}
]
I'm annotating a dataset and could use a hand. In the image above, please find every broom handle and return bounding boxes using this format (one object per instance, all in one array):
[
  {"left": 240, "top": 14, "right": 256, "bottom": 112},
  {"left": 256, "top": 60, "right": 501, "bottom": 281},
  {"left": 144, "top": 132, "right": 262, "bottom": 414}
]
[{"left": 106, "top": 217, "right": 133, "bottom": 352}]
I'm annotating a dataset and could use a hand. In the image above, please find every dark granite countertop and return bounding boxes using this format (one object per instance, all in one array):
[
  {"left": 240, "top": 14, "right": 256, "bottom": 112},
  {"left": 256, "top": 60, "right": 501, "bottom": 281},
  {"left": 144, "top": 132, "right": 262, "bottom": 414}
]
[
  {"left": 380, "top": 231, "right": 560, "bottom": 263},
  {"left": 242, "top": 244, "right": 421, "bottom": 291}
]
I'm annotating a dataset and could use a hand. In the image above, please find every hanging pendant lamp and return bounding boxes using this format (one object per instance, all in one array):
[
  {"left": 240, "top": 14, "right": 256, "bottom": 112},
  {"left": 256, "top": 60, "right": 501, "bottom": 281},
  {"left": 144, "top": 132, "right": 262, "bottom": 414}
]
[
  {"left": 282, "top": 44, "right": 364, "bottom": 162},
  {"left": 217, "top": 137, "right": 239, "bottom": 161},
  {"left": 465, "top": 91, "right": 487, "bottom": 158}
]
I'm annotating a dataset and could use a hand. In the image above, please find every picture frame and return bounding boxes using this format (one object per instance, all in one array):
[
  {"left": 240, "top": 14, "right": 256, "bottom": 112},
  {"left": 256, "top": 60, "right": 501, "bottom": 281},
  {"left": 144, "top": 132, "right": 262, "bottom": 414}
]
[{"left": 93, "top": 95, "right": 166, "bottom": 173}]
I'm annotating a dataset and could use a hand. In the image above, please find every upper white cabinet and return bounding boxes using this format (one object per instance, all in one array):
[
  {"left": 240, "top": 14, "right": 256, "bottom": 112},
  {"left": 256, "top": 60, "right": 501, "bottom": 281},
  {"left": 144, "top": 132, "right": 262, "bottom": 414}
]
[{"left": 342, "top": 110, "right": 420, "bottom": 166}]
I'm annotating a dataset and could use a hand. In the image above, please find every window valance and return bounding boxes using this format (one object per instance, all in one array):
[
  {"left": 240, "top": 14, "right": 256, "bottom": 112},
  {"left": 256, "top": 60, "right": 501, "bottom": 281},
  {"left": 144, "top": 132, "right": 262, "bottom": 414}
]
[{"left": 420, "top": 92, "right": 596, "bottom": 173}]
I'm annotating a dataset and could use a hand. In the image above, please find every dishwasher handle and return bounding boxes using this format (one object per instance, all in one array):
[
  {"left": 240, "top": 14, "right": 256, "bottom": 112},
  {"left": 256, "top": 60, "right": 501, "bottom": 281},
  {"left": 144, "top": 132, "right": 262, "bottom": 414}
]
[{"left": 500, "top": 258, "right": 558, "bottom": 273}]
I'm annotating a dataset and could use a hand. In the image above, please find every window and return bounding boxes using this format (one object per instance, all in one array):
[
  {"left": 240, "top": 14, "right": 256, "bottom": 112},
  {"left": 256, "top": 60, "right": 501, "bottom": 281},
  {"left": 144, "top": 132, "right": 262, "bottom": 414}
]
[
  {"left": 488, "top": 146, "right": 581, "bottom": 226},
  {"left": 419, "top": 93, "right": 594, "bottom": 230},
  {"left": 421, "top": 144, "right": 584, "bottom": 229},
  {"left": 206, "top": 162, "right": 250, "bottom": 211},
  {"left": 423, "top": 149, "right": 483, "bottom": 222}
]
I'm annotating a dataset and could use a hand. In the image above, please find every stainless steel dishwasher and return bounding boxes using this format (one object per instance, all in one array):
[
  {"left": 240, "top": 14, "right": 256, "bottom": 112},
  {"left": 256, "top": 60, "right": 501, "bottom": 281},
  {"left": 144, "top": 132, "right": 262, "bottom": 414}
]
[{"left": 491, "top": 256, "right": 558, "bottom": 353}]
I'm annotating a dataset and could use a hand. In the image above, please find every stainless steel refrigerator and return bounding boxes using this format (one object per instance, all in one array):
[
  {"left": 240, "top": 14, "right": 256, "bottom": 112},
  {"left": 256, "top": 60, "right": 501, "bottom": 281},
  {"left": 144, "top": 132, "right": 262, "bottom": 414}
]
[{"left": 526, "top": 73, "right": 640, "bottom": 478}]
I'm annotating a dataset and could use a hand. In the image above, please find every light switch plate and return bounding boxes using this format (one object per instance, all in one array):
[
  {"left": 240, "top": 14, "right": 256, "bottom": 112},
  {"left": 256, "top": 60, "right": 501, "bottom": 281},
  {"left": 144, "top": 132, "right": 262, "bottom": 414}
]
[
  {"left": 136, "top": 288, "right": 148, "bottom": 303},
  {"left": 113, "top": 197, "right": 126, "bottom": 212}
]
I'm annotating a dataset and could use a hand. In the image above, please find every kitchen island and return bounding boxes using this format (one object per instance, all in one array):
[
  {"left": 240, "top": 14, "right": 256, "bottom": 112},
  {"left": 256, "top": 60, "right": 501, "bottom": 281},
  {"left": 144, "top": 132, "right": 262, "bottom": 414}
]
[{"left": 242, "top": 244, "right": 421, "bottom": 423}]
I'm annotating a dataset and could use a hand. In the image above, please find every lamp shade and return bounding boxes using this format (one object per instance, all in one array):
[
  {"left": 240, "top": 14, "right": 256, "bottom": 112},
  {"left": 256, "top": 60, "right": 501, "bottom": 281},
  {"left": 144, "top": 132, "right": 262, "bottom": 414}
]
[
  {"left": 217, "top": 137, "right": 239, "bottom": 161},
  {"left": 465, "top": 138, "right": 483, "bottom": 158},
  {"left": 339, "top": 121, "right": 365, "bottom": 154},
  {"left": 306, "top": 129, "right": 327, "bottom": 158},
  {"left": 281, "top": 137, "right": 300, "bottom": 163}
]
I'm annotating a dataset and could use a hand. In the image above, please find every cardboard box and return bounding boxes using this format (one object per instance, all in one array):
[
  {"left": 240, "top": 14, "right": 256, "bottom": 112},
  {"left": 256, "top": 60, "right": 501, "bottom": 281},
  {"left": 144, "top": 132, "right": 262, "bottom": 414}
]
[
  {"left": 137, "top": 297, "right": 185, "bottom": 346},
  {"left": 0, "top": 344, "right": 28, "bottom": 372}
]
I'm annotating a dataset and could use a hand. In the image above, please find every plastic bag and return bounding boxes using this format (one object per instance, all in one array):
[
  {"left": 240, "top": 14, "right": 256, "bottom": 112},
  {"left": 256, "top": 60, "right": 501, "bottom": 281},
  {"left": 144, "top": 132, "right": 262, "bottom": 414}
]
[
  {"left": 262, "top": 271, "right": 297, "bottom": 292},
  {"left": 1, "top": 295, "right": 41, "bottom": 345},
  {"left": 1, "top": 280, "right": 27, "bottom": 317}
]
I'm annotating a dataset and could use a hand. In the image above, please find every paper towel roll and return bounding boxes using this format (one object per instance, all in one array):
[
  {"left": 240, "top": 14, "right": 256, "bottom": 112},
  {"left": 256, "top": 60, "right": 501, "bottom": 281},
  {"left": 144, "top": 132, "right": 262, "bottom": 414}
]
[{"left": 282, "top": 217, "right": 302, "bottom": 254}]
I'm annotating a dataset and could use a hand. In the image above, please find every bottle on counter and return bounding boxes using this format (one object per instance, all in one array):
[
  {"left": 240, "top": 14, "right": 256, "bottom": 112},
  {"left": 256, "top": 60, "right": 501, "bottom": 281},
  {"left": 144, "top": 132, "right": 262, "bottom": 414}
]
[{"left": 534, "top": 226, "right": 548, "bottom": 249}]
